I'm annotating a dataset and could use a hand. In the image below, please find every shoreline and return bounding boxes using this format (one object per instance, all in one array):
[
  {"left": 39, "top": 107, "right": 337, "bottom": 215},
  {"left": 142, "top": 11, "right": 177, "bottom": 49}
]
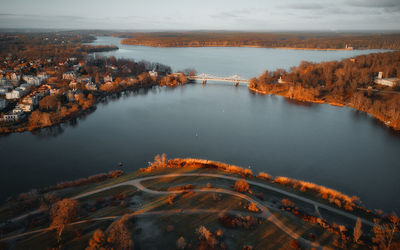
[
  {"left": 120, "top": 41, "right": 360, "bottom": 51},
  {"left": 248, "top": 86, "right": 399, "bottom": 131}
]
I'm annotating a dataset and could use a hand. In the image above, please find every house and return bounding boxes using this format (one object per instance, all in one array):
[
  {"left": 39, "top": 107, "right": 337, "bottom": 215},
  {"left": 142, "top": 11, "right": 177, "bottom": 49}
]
[
  {"left": 374, "top": 72, "right": 400, "bottom": 87},
  {"left": 37, "top": 72, "right": 49, "bottom": 81},
  {"left": 6, "top": 89, "right": 23, "bottom": 100},
  {"left": 22, "top": 75, "right": 41, "bottom": 86},
  {"left": 62, "top": 71, "right": 77, "bottom": 80},
  {"left": 1, "top": 108, "right": 25, "bottom": 123},
  {"left": 104, "top": 74, "right": 113, "bottom": 82},
  {"left": 85, "top": 82, "right": 98, "bottom": 91},
  {"left": 22, "top": 94, "right": 40, "bottom": 106},
  {"left": 148, "top": 70, "right": 158, "bottom": 78},
  {"left": 0, "top": 88, "right": 7, "bottom": 95},
  {"left": 77, "top": 76, "right": 93, "bottom": 84},
  {"left": 17, "top": 103, "right": 34, "bottom": 112},
  {"left": 345, "top": 44, "right": 354, "bottom": 50},
  {"left": 18, "top": 84, "right": 31, "bottom": 93},
  {"left": 7, "top": 73, "right": 20, "bottom": 81},
  {"left": 69, "top": 81, "right": 78, "bottom": 89}
]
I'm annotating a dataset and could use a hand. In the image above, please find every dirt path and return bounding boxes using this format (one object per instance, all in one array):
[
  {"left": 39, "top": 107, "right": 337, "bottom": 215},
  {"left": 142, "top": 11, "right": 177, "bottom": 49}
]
[{"left": 3, "top": 172, "right": 372, "bottom": 249}]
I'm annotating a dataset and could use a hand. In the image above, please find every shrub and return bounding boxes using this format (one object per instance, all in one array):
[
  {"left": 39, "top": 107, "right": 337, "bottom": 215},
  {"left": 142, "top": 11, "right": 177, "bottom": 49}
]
[
  {"left": 247, "top": 202, "right": 259, "bottom": 212},
  {"left": 274, "top": 176, "right": 358, "bottom": 210},
  {"left": 257, "top": 172, "right": 272, "bottom": 181},
  {"left": 106, "top": 214, "right": 133, "bottom": 250},
  {"left": 176, "top": 236, "right": 186, "bottom": 249},
  {"left": 196, "top": 226, "right": 217, "bottom": 248},
  {"left": 281, "top": 199, "right": 295, "bottom": 208},
  {"left": 234, "top": 179, "right": 250, "bottom": 193}
]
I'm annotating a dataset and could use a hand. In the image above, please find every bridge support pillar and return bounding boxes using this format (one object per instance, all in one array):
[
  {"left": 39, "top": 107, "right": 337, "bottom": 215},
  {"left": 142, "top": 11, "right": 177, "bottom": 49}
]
[
  {"left": 234, "top": 81, "right": 239, "bottom": 87},
  {"left": 202, "top": 80, "right": 207, "bottom": 85}
]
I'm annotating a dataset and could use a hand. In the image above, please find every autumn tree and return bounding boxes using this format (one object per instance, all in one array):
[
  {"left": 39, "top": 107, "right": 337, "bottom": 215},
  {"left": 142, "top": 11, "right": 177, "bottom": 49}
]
[
  {"left": 176, "top": 236, "right": 187, "bottom": 249},
  {"left": 149, "top": 153, "right": 167, "bottom": 169},
  {"left": 234, "top": 179, "right": 250, "bottom": 193},
  {"left": 106, "top": 214, "right": 133, "bottom": 250},
  {"left": 353, "top": 217, "right": 362, "bottom": 243},
  {"left": 39, "top": 95, "right": 60, "bottom": 111},
  {"left": 29, "top": 110, "right": 52, "bottom": 127},
  {"left": 86, "top": 229, "right": 108, "bottom": 250},
  {"left": 50, "top": 198, "right": 79, "bottom": 242}
]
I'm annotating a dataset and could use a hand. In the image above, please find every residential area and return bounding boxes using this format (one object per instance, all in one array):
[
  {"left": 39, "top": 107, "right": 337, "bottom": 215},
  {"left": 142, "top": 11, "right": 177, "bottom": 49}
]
[{"left": 0, "top": 50, "right": 188, "bottom": 133}]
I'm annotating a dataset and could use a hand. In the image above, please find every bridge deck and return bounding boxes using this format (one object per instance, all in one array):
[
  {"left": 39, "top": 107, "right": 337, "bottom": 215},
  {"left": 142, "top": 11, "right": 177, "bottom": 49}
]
[{"left": 189, "top": 77, "right": 250, "bottom": 83}]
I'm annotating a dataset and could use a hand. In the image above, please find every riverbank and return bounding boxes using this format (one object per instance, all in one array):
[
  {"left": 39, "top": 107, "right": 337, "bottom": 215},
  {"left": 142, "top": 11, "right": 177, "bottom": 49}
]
[
  {"left": 120, "top": 41, "right": 357, "bottom": 51},
  {"left": 248, "top": 86, "right": 399, "bottom": 131},
  {"left": 2, "top": 157, "right": 393, "bottom": 249},
  {"left": 118, "top": 31, "right": 400, "bottom": 50}
]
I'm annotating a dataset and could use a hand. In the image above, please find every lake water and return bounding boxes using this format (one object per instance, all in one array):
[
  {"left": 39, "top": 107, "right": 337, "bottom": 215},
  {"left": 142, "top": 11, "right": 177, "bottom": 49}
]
[{"left": 0, "top": 36, "right": 399, "bottom": 213}]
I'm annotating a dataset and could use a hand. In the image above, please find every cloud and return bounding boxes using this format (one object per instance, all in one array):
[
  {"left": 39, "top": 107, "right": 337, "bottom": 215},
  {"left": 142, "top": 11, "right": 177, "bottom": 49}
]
[
  {"left": 283, "top": 3, "right": 325, "bottom": 10},
  {"left": 346, "top": 0, "right": 400, "bottom": 12}
]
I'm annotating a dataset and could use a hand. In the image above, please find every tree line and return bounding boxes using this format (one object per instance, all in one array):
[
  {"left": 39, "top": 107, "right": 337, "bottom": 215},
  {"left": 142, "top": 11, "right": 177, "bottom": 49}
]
[
  {"left": 249, "top": 51, "right": 400, "bottom": 130},
  {"left": 120, "top": 32, "right": 400, "bottom": 50}
]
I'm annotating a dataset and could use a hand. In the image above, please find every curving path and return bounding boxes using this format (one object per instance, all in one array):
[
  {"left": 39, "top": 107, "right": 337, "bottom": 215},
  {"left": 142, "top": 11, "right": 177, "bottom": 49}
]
[{"left": 3, "top": 172, "right": 374, "bottom": 248}]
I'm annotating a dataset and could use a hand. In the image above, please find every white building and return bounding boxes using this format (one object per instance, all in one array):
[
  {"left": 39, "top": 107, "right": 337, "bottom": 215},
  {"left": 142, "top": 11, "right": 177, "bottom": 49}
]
[
  {"left": 22, "top": 94, "right": 40, "bottom": 106},
  {"left": 17, "top": 103, "right": 34, "bottom": 112},
  {"left": 1, "top": 108, "right": 25, "bottom": 123},
  {"left": 148, "top": 70, "right": 158, "bottom": 78},
  {"left": 375, "top": 72, "right": 400, "bottom": 87},
  {"left": 0, "top": 88, "right": 7, "bottom": 95},
  {"left": 104, "top": 74, "right": 113, "bottom": 82},
  {"left": 69, "top": 81, "right": 78, "bottom": 89},
  {"left": 22, "top": 75, "right": 41, "bottom": 86},
  {"left": 85, "top": 82, "right": 98, "bottom": 91},
  {"left": 63, "top": 71, "right": 77, "bottom": 80},
  {"left": 6, "top": 89, "right": 23, "bottom": 100},
  {"left": 37, "top": 72, "right": 49, "bottom": 81}
]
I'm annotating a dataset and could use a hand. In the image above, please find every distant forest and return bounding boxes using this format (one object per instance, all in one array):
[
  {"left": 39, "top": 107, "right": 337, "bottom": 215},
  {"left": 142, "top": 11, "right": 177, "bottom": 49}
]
[
  {"left": 249, "top": 51, "right": 400, "bottom": 130},
  {"left": 119, "top": 32, "right": 400, "bottom": 50},
  {"left": 0, "top": 33, "right": 117, "bottom": 61}
]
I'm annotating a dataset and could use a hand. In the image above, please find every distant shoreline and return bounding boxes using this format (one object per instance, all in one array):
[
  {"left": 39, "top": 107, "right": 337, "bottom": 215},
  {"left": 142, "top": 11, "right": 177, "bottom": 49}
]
[{"left": 120, "top": 42, "right": 358, "bottom": 51}]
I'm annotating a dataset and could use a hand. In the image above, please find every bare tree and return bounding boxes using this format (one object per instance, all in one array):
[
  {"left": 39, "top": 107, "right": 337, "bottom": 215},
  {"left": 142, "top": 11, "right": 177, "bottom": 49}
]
[{"left": 373, "top": 213, "right": 399, "bottom": 250}]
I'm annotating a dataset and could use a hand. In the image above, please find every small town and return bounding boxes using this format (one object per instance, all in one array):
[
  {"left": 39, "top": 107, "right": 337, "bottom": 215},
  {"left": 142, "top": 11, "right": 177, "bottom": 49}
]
[{"left": 0, "top": 43, "right": 189, "bottom": 133}]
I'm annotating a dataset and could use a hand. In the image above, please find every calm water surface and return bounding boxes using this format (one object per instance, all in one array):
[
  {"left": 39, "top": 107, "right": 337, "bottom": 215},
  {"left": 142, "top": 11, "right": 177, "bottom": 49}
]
[{"left": 0, "top": 36, "right": 398, "bottom": 212}]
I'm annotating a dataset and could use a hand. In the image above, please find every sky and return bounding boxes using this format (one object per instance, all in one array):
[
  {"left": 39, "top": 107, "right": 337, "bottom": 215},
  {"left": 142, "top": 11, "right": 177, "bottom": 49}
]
[{"left": 0, "top": 0, "right": 400, "bottom": 31}]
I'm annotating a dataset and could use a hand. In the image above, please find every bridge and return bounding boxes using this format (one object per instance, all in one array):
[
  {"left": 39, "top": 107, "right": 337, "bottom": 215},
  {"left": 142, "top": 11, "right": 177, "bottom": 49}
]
[{"left": 188, "top": 73, "right": 249, "bottom": 86}]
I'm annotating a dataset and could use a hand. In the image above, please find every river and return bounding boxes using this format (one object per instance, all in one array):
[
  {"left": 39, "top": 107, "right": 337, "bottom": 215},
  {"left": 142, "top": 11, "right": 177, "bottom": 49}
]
[{"left": 0, "top": 36, "right": 398, "bottom": 213}]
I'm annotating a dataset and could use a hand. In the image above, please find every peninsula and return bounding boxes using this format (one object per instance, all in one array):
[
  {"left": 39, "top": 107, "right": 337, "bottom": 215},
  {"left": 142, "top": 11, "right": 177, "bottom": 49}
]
[{"left": 1, "top": 156, "right": 398, "bottom": 249}]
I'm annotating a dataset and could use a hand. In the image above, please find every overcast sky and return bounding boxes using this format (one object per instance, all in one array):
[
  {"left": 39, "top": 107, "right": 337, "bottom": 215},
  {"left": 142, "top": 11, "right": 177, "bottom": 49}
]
[{"left": 1, "top": 0, "right": 399, "bottom": 30}]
